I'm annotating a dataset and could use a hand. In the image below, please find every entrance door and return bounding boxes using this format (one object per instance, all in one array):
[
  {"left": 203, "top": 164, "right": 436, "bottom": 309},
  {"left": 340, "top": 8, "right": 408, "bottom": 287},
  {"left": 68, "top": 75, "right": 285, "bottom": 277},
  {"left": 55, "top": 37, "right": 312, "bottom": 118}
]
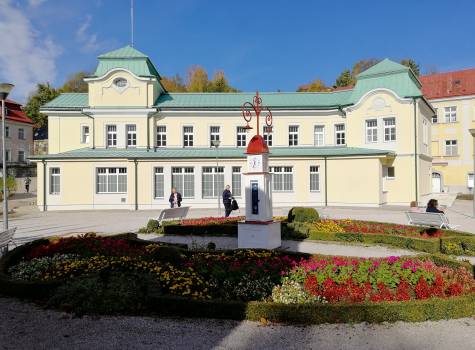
[{"left": 432, "top": 172, "right": 442, "bottom": 193}]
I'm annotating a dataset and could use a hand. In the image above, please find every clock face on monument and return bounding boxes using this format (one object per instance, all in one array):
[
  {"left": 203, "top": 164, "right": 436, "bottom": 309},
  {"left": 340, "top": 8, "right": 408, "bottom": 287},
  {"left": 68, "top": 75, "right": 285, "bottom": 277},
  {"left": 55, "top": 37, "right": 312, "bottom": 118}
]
[{"left": 248, "top": 155, "right": 262, "bottom": 171}]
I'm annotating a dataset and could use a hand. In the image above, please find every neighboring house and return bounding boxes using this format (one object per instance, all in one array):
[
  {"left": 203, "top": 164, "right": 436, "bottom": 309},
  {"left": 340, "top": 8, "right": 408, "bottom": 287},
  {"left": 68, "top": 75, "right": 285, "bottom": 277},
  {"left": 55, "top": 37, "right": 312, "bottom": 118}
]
[
  {"left": 420, "top": 69, "right": 475, "bottom": 194},
  {"left": 30, "top": 46, "right": 433, "bottom": 211},
  {"left": 0, "top": 99, "right": 36, "bottom": 182}
]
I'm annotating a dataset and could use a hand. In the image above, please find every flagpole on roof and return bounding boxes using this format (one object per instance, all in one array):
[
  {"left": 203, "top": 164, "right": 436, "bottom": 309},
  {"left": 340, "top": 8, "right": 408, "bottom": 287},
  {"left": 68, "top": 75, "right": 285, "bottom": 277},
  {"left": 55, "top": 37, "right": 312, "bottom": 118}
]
[{"left": 131, "top": 0, "right": 134, "bottom": 47}]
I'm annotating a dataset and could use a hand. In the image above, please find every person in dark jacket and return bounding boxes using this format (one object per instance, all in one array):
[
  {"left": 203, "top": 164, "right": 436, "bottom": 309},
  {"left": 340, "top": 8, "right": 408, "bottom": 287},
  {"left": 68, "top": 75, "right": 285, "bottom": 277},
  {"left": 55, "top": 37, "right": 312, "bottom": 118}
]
[
  {"left": 426, "top": 199, "right": 444, "bottom": 213},
  {"left": 222, "top": 185, "right": 233, "bottom": 217},
  {"left": 169, "top": 187, "right": 182, "bottom": 208}
]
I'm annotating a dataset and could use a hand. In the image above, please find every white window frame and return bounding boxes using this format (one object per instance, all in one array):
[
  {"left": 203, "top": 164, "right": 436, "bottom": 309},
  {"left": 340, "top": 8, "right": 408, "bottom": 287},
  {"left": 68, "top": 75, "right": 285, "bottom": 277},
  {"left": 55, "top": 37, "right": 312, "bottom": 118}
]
[
  {"left": 288, "top": 125, "right": 299, "bottom": 146},
  {"left": 310, "top": 166, "right": 320, "bottom": 192},
  {"left": 18, "top": 128, "right": 25, "bottom": 140},
  {"left": 384, "top": 166, "right": 395, "bottom": 179},
  {"left": 49, "top": 168, "right": 61, "bottom": 195},
  {"left": 172, "top": 167, "right": 195, "bottom": 198},
  {"left": 445, "top": 140, "right": 458, "bottom": 156},
  {"left": 444, "top": 106, "right": 457, "bottom": 123},
  {"left": 232, "top": 166, "right": 242, "bottom": 197},
  {"left": 209, "top": 126, "right": 220, "bottom": 147},
  {"left": 183, "top": 126, "right": 194, "bottom": 147},
  {"left": 106, "top": 125, "right": 117, "bottom": 148},
  {"left": 5, "top": 150, "right": 11, "bottom": 162},
  {"left": 18, "top": 150, "right": 25, "bottom": 162},
  {"left": 366, "top": 119, "right": 378, "bottom": 143},
  {"left": 270, "top": 166, "right": 293, "bottom": 192},
  {"left": 156, "top": 125, "right": 166, "bottom": 147},
  {"left": 335, "top": 124, "right": 346, "bottom": 145},
  {"left": 96, "top": 167, "right": 127, "bottom": 194},
  {"left": 154, "top": 167, "right": 165, "bottom": 199},
  {"left": 236, "top": 126, "right": 247, "bottom": 147},
  {"left": 126, "top": 124, "right": 137, "bottom": 148},
  {"left": 314, "top": 125, "right": 325, "bottom": 146},
  {"left": 468, "top": 173, "right": 474, "bottom": 189},
  {"left": 81, "top": 125, "right": 90, "bottom": 144},
  {"left": 263, "top": 126, "right": 273, "bottom": 146},
  {"left": 383, "top": 117, "right": 396, "bottom": 142},
  {"left": 202, "top": 166, "right": 225, "bottom": 198}
]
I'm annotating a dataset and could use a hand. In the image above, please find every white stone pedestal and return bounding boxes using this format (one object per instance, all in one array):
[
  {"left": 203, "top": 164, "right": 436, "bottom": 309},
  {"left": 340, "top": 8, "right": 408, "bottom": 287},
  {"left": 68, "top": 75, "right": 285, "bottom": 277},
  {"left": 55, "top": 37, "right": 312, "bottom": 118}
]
[{"left": 238, "top": 221, "right": 281, "bottom": 249}]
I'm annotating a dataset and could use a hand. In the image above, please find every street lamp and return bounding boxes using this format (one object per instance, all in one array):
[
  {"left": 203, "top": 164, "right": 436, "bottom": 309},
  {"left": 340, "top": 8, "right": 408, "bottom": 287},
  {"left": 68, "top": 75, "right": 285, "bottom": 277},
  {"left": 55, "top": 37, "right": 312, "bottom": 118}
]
[
  {"left": 469, "top": 129, "right": 475, "bottom": 218},
  {"left": 212, "top": 139, "right": 221, "bottom": 216},
  {"left": 1, "top": 83, "right": 14, "bottom": 231}
]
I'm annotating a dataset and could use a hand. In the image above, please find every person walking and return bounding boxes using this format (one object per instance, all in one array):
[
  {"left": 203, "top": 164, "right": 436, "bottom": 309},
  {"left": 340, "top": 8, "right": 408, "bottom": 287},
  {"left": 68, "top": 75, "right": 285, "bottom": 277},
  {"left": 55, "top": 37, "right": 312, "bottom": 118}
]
[
  {"left": 169, "top": 187, "right": 182, "bottom": 208},
  {"left": 222, "top": 185, "right": 233, "bottom": 217},
  {"left": 24, "top": 177, "right": 31, "bottom": 193}
]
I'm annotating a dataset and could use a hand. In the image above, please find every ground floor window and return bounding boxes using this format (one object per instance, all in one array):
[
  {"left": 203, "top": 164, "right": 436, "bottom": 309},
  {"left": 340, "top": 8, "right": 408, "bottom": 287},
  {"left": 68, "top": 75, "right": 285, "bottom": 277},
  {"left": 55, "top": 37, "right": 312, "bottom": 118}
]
[
  {"left": 202, "top": 166, "right": 224, "bottom": 198},
  {"left": 96, "top": 167, "right": 127, "bottom": 193},
  {"left": 383, "top": 166, "right": 395, "bottom": 179},
  {"left": 270, "top": 166, "right": 293, "bottom": 192},
  {"left": 468, "top": 173, "right": 474, "bottom": 189},
  {"left": 310, "top": 166, "right": 320, "bottom": 191},
  {"left": 232, "top": 166, "right": 242, "bottom": 197},
  {"left": 154, "top": 167, "right": 164, "bottom": 198},
  {"left": 172, "top": 167, "right": 194, "bottom": 198},
  {"left": 49, "top": 168, "right": 60, "bottom": 195}
]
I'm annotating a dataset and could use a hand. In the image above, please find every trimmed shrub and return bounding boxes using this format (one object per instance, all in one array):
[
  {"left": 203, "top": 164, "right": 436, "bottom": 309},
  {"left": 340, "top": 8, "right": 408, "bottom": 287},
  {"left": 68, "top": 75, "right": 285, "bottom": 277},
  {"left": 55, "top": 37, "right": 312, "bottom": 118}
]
[
  {"left": 287, "top": 207, "right": 319, "bottom": 223},
  {"left": 164, "top": 224, "right": 237, "bottom": 236},
  {"left": 441, "top": 236, "right": 475, "bottom": 256}
]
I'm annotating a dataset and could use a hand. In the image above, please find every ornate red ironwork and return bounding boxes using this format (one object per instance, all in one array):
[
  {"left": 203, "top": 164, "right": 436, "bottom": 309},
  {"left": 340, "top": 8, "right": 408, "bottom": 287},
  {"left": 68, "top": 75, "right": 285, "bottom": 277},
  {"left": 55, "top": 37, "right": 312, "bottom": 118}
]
[{"left": 241, "top": 91, "right": 273, "bottom": 136}]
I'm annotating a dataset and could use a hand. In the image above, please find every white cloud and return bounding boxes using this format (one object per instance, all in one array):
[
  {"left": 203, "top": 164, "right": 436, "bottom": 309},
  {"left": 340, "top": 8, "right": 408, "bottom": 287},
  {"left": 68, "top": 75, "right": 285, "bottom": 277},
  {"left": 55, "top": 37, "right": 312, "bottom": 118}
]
[
  {"left": 76, "top": 15, "right": 100, "bottom": 53},
  {"left": 28, "top": 0, "right": 47, "bottom": 7},
  {"left": 0, "top": 0, "right": 61, "bottom": 102}
]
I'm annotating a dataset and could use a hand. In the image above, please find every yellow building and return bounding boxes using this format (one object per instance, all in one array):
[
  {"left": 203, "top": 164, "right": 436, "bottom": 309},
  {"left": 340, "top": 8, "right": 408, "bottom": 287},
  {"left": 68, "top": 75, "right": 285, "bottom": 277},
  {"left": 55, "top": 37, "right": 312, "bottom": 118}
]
[
  {"left": 421, "top": 69, "right": 475, "bottom": 194},
  {"left": 31, "top": 46, "right": 434, "bottom": 211}
]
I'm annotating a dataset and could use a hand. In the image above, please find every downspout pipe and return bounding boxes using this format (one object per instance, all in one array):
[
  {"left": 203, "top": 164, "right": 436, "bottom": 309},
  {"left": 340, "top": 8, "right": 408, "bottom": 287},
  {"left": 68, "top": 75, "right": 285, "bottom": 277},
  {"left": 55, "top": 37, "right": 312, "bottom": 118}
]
[
  {"left": 324, "top": 156, "right": 328, "bottom": 207},
  {"left": 42, "top": 160, "right": 47, "bottom": 212},
  {"left": 134, "top": 159, "right": 138, "bottom": 211},
  {"left": 413, "top": 98, "right": 419, "bottom": 203}
]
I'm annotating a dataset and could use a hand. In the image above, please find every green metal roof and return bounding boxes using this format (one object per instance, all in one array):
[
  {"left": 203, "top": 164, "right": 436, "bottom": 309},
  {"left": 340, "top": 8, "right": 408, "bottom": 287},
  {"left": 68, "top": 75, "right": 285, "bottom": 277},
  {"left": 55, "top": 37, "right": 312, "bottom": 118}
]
[
  {"left": 357, "top": 59, "right": 410, "bottom": 78},
  {"left": 30, "top": 147, "right": 394, "bottom": 160},
  {"left": 42, "top": 93, "right": 88, "bottom": 110},
  {"left": 93, "top": 45, "right": 161, "bottom": 79},
  {"left": 154, "top": 91, "right": 353, "bottom": 109}
]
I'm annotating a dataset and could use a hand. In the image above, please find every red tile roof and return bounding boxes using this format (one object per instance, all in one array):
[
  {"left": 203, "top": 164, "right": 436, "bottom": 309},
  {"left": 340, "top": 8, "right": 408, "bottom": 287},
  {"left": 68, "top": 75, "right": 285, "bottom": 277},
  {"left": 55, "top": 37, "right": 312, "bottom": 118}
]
[
  {"left": 3, "top": 100, "right": 33, "bottom": 124},
  {"left": 420, "top": 68, "right": 475, "bottom": 99}
]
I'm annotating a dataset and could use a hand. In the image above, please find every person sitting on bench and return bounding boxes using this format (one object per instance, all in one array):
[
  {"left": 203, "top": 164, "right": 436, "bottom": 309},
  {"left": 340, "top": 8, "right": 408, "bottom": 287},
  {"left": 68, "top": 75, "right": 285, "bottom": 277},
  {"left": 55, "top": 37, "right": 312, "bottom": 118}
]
[{"left": 426, "top": 199, "right": 444, "bottom": 213}]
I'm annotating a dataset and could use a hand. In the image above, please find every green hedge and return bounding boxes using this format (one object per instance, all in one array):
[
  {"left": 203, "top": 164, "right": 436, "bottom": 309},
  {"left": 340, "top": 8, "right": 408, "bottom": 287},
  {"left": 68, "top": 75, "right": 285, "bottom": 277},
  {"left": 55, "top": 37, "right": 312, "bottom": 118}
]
[
  {"left": 440, "top": 236, "right": 475, "bottom": 256},
  {"left": 164, "top": 224, "right": 238, "bottom": 236},
  {"left": 287, "top": 207, "right": 319, "bottom": 223}
]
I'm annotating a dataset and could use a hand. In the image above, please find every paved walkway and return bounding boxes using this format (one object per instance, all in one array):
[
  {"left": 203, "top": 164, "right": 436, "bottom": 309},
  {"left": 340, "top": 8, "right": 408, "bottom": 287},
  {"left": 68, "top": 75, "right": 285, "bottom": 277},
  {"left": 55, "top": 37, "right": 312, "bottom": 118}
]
[
  {"left": 3, "top": 200, "right": 474, "bottom": 243},
  {"left": 0, "top": 297, "right": 474, "bottom": 350}
]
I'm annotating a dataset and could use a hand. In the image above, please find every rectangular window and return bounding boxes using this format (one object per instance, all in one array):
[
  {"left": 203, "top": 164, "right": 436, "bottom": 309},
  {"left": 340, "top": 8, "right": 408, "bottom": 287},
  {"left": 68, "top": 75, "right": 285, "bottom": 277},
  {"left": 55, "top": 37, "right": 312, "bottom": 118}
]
[
  {"left": 49, "top": 168, "right": 60, "bottom": 195},
  {"left": 126, "top": 124, "right": 137, "bottom": 147},
  {"left": 156, "top": 126, "right": 166, "bottom": 147},
  {"left": 468, "top": 173, "right": 474, "bottom": 189},
  {"left": 232, "top": 166, "right": 242, "bottom": 197},
  {"left": 5, "top": 126, "right": 9, "bottom": 138},
  {"left": 202, "top": 166, "right": 224, "bottom": 198},
  {"left": 263, "top": 126, "right": 273, "bottom": 146},
  {"left": 154, "top": 167, "right": 164, "bottom": 198},
  {"left": 5, "top": 150, "right": 11, "bottom": 162},
  {"left": 183, "top": 126, "right": 194, "bottom": 147},
  {"left": 335, "top": 124, "right": 346, "bottom": 145},
  {"left": 314, "top": 125, "right": 325, "bottom": 146},
  {"left": 270, "top": 166, "right": 293, "bottom": 192},
  {"left": 172, "top": 167, "right": 194, "bottom": 198},
  {"left": 106, "top": 125, "right": 117, "bottom": 147},
  {"left": 210, "top": 126, "right": 220, "bottom": 147},
  {"left": 445, "top": 140, "right": 458, "bottom": 156},
  {"left": 96, "top": 167, "right": 127, "bottom": 193},
  {"left": 18, "top": 128, "right": 25, "bottom": 140},
  {"left": 366, "top": 119, "right": 378, "bottom": 143},
  {"left": 310, "top": 166, "right": 320, "bottom": 192},
  {"left": 384, "top": 118, "right": 396, "bottom": 142},
  {"left": 81, "top": 125, "right": 90, "bottom": 144},
  {"left": 18, "top": 150, "right": 25, "bottom": 162},
  {"left": 288, "top": 125, "right": 299, "bottom": 146},
  {"left": 384, "top": 166, "right": 395, "bottom": 179},
  {"left": 444, "top": 106, "right": 457, "bottom": 123},
  {"left": 432, "top": 108, "right": 438, "bottom": 123},
  {"left": 236, "top": 127, "right": 247, "bottom": 147}
]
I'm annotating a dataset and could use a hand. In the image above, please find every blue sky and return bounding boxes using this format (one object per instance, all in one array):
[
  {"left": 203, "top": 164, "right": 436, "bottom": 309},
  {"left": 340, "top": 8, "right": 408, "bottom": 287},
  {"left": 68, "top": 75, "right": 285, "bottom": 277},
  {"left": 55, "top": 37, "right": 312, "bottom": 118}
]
[{"left": 2, "top": 0, "right": 475, "bottom": 102}]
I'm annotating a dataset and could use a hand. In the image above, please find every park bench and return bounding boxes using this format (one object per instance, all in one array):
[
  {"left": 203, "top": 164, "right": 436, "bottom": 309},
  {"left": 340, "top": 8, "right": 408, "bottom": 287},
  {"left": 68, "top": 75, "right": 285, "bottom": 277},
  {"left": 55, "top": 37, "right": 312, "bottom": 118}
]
[
  {"left": 0, "top": 227, "right": 17, "bottom": 256},
  {"left": 157, "top": 206, "right": 190, "bottom": 224},
  {"left": 405, "top": 211, "right": 459, "bottom": 230}
]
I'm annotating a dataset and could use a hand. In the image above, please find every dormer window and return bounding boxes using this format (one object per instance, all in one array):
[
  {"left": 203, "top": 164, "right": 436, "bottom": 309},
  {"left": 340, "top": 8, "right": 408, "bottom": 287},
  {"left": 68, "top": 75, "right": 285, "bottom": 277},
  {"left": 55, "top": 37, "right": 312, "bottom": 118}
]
[{"left": 114, "top": 78, "right": 128, "bottom": 88}]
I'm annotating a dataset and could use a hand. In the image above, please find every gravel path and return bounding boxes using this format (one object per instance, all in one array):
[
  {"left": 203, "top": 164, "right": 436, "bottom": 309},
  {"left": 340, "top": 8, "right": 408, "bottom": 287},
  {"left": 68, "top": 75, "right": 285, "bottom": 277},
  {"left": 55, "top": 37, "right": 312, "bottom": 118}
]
[{"left": 0, "top": 297, "right": 474, "bottom": 350}]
